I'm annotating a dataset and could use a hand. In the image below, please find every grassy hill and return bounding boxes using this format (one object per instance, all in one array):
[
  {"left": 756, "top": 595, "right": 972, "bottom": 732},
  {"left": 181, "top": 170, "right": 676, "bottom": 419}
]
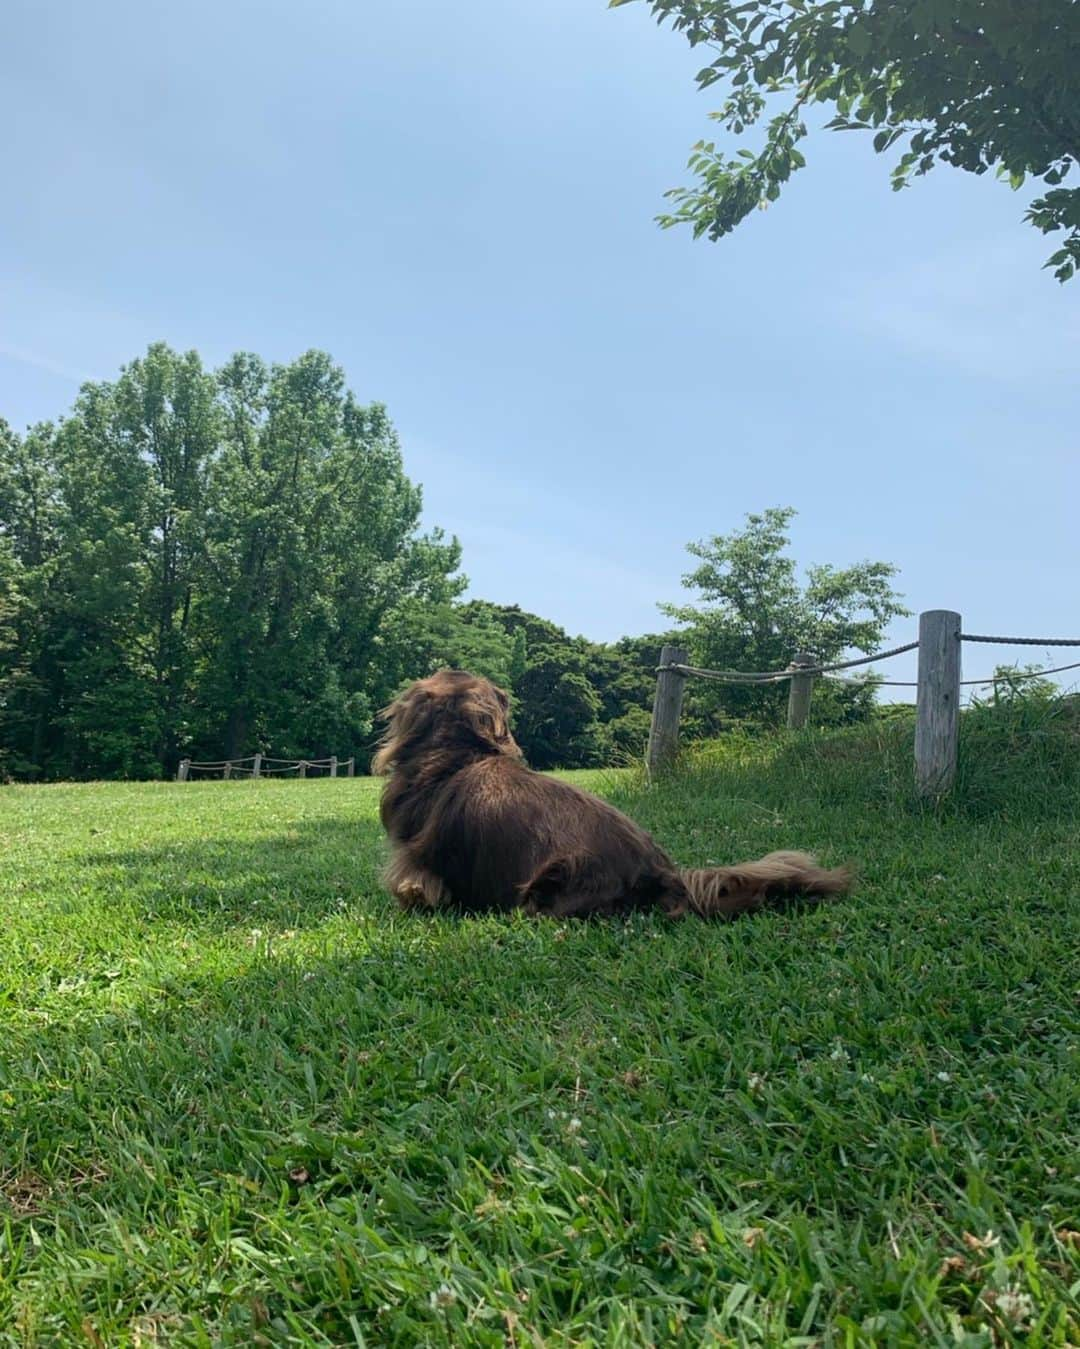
[{"left": 2, "top": 697, "right": 1078, "bottom": 1345}]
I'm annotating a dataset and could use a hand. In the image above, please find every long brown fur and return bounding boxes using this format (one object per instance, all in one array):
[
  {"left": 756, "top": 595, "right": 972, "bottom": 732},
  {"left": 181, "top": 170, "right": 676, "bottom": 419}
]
[{"left": 375, "top": 670, "right": 852, "bottom": 920}]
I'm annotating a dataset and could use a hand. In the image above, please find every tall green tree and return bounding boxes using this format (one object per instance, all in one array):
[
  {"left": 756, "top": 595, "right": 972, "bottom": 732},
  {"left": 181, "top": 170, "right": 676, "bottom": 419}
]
[
  {"left": 44, "top": 366, "right": 200, "bottom": 778},
  {"left": 12, "top": 349, "right": 218, "bottom": 778},
  {"left": 129, "top": 346, "right": 218, "bottom": 769},
  {"left": 0, "top": 419, "right": 60, "bottom": 776},
  {"left": 664, "top": 507, "right": 909, "bottom": 727},
  {"left": 191, "top": 349, "right": 463, "bottom": 760},
  {"left": 60, "top": 344, "right": 220, "bottom": 772},
  {"left": 509, "top": 626, "right": 529, "bottom": 685},
  {"left": 612, "top": 0, "right": 1080, "bottom": 280},
  {"left": 0, "top": 346, "right": 463, "bottom": 778},
  {"left": 0, "top": 535, "right": 22, "bottom": 780}
]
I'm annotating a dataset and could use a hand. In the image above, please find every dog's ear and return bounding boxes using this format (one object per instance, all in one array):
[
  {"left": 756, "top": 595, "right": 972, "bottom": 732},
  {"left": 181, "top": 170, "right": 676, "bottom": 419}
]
[
  {"left": 461, "top": 683, "right": 516, "bottom": 752},
  {"left": 372, "top": 685, "right": 437, "bottom": 774},
  {"left": 492, "top": 684, "right": 522, "bottom": 756}
]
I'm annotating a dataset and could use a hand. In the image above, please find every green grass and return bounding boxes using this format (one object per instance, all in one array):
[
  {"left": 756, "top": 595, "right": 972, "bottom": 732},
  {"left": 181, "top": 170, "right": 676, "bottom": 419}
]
[{"left": 1, "top": 701, "right": 1079, "bottom": 1346}]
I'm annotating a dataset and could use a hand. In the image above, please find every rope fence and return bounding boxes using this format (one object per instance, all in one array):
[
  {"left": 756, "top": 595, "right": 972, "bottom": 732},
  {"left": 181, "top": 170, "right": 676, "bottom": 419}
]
[
  {"left": 822, "top": 658, "right": 1080, "bottom": 690},
  {"left": 961, "top": 633, "right": 1080, "bottom": 646},
  {"left": 177, "top": 617, "right": 1078, "bottom": 796},
  {"left": 658, "top": 639, "right": 923, "bottom": 684},
  {"left": 658, "top": 637, "right": 1080, "bottom": 686},
  {"left": 177, "top": 752, "right": 355, "bottom": 782},
  {"left": 647, "top": 611, "right": 1080, "bottom": 797}
]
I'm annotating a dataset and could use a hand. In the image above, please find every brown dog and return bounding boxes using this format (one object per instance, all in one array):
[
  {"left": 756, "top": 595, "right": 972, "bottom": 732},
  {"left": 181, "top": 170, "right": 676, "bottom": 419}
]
[{"left": 374, "top": 670, "right": 851, "bottom": 919}]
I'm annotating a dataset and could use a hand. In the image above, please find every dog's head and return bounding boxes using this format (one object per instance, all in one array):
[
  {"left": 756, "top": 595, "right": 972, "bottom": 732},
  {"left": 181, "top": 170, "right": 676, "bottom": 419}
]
[{"left": 373, "top": 670, "right": 521, "bottom": 774}]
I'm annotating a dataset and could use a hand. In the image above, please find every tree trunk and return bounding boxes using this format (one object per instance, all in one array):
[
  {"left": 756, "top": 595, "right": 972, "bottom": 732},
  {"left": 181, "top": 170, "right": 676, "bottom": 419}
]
[{"left": 225, "top": 702, "right": 248, "bottom": 761}]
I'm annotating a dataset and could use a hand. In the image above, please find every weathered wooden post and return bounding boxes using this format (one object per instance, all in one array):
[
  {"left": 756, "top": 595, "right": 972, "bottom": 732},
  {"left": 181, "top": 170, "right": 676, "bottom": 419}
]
[
  {"left": 253, "top": 752, "right": 262, "bottom": 778},
  {"left": 330, "top": 755, "right": 338, "bottom": 778},
  {"left": 647, "top": 644, "right": 688, "bottom": 777},
  {"left": 786, "top": 651, "right": 816, "bottom": 730},
  {"left": 177, "top": 758, "right": 191, "bottom": 782},
  {"left": 223, "top": 761, "right": 233, "bottom": 780},
  {"left": 346, "top": 757, "right": 355, "bottom": 777},
  {"left": 915, "top": 610, "right": 961, "bottom": 797},
  {"left": 299, "top": 760, "right": 307, "bottom": 779}
]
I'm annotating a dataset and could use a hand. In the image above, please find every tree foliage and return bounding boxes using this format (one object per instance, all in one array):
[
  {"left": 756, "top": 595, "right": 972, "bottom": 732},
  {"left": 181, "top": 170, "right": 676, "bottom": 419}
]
[
  {"left": 0, "top": 345, "right": 461, "bottom": 779},
  {"left": 1, "top": 348, "right": 909, "bottom": 778},
  {"left": 455, "top": 603, "right": 601, "bottom": 769},
  {"left": 665, "top": 507, "right": 909, "bottom": 727},
  {"left": 447, "top": 603, "right": 672, "bottom": 769},
  {"left": 612, "top": 0, "right": 1080, "bottom": 280},
  {"left": 0, "top": 350, "right": 667, "bottom": 779}
]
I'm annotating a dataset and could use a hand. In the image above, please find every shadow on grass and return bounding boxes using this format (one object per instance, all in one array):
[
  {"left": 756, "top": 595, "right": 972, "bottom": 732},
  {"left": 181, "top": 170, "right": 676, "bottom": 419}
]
[
  {"left": 6, "top": 831, "right": 1080, "bottom": 1343},
  {"left": 2, "top": 908, "right": 742, "bottom": 1329},
  {"left": 78, "top": 813, "right": 392, "bottom": 934}
]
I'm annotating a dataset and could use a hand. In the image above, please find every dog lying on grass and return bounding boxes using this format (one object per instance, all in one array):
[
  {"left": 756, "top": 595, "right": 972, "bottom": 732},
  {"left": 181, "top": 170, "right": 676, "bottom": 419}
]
[{"left": 374, "top": 669, "right": 851, "bottom": 919}]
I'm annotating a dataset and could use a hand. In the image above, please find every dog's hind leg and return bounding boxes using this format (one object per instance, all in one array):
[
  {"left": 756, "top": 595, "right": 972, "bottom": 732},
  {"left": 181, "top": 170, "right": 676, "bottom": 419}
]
[
  {"left": 518, "top": 854, "right": 612, "bottom": 918},
  {"left": 383, "top": 848, "right": 449, "bottom": 911},
  {"left": 518, "top": 855, "right": 690, "bottom": 919}
]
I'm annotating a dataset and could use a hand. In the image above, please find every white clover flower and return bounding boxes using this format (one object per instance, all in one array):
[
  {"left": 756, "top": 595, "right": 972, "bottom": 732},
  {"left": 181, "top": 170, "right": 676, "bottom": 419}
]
[{"left": 984, "top": 1286, "right": 1034, "bottom": 1328}]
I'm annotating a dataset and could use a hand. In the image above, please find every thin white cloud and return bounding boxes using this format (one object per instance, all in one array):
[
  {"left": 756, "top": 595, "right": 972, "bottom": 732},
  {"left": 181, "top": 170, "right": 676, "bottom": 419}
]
[{"left": 0, "top": 343, "right": 101, "bottom": 386}]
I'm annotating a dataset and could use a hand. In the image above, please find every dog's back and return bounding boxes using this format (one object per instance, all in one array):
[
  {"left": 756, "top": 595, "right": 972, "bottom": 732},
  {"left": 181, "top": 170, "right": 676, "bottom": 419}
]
[{"left": 408, "top": 756, "right": 688, "bottom": 917}]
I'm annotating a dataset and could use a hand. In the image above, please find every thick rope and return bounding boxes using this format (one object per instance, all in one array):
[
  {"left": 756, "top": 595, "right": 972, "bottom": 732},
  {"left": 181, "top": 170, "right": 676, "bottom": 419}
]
[
  {"left": 663, "top": 630, "right": 1080, "bottom": 686},
  {"left": 962, "top": 659, "right": 1080, "bottom": 685},
  {"left": 185, "top": 755, "right": 343, "bottom": 771},
  {"left": 962, "top": 634, "right": 1080, "bottom": 646},
  {"left": 823, "top": 674, "right": 917, "bottom": 687},
  {"left": 185, "top": 757, "right": 255, "bottom": 768},
  {"left": 659, "top": 639, "right": 920, "bottom": 683},
  {"left": 261, "top": 756, "right": 336, "bottom": 766},
  {"left": 825, "top": 658, "right": 1080, "bottom": 690}
]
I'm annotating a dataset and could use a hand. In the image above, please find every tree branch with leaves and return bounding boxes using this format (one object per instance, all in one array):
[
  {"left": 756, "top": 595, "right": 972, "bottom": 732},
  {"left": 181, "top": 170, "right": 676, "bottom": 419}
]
[{"left": 612, "top": 0, "right": 1080, "bottom": 280}]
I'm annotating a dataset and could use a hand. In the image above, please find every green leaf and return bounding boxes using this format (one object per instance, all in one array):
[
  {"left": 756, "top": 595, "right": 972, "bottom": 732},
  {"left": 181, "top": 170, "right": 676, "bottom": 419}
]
[{"left": 630, "top": 0, "right": 1080, "bottom": 278}]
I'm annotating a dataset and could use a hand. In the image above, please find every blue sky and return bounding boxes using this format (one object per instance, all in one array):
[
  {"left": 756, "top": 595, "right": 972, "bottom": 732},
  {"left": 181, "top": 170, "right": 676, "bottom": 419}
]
[{"left": 3, "top": 0, "right": 1078, "bottom": 696}]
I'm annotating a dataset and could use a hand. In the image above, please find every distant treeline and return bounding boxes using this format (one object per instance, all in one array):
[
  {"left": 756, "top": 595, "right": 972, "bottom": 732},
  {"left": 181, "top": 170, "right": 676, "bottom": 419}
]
[{"left": 0, "top": 345, "right": 905, "bottom": 780}]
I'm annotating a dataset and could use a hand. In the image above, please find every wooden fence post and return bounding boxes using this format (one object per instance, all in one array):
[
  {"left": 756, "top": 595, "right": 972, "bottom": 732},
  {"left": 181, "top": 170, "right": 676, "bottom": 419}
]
[
  {"left": 915, "top": 609, "right": 961, "bottom": 797},
  {"left": 177, "top": 758, "right": 190, "bottom": 782},
  {"left": 346, "top": 757, "right": 355, "bottom": 777},
  {"left": 786, "top": 651, "right": 816, "bottom": 730},
  {"left": 223, "top": 761, "right": 233, "bottom": 780},
  {"left": 253, "top": 752, "right": 262, "bottom": 778},
  {"left": 299, "top": 760, "right": 307, "bottom": 779},
  {"left": 647, "top": 644, "right": 688, "bottom": 777},
  {"left": 330, "top": 755, "right": 338, "bottom": 778}
]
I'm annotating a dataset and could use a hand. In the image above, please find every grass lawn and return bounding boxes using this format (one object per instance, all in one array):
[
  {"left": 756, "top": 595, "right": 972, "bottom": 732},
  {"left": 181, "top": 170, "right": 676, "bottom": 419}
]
[{"left": 1, "top": 704, "right": 1079, "bottom": 1346}]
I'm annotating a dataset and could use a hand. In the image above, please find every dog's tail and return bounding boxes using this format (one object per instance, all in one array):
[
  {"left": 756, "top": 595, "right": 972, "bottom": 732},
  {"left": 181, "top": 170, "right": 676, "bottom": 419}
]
[{"left": 679, "top": 850, "right": 852, "bottom": 919}]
